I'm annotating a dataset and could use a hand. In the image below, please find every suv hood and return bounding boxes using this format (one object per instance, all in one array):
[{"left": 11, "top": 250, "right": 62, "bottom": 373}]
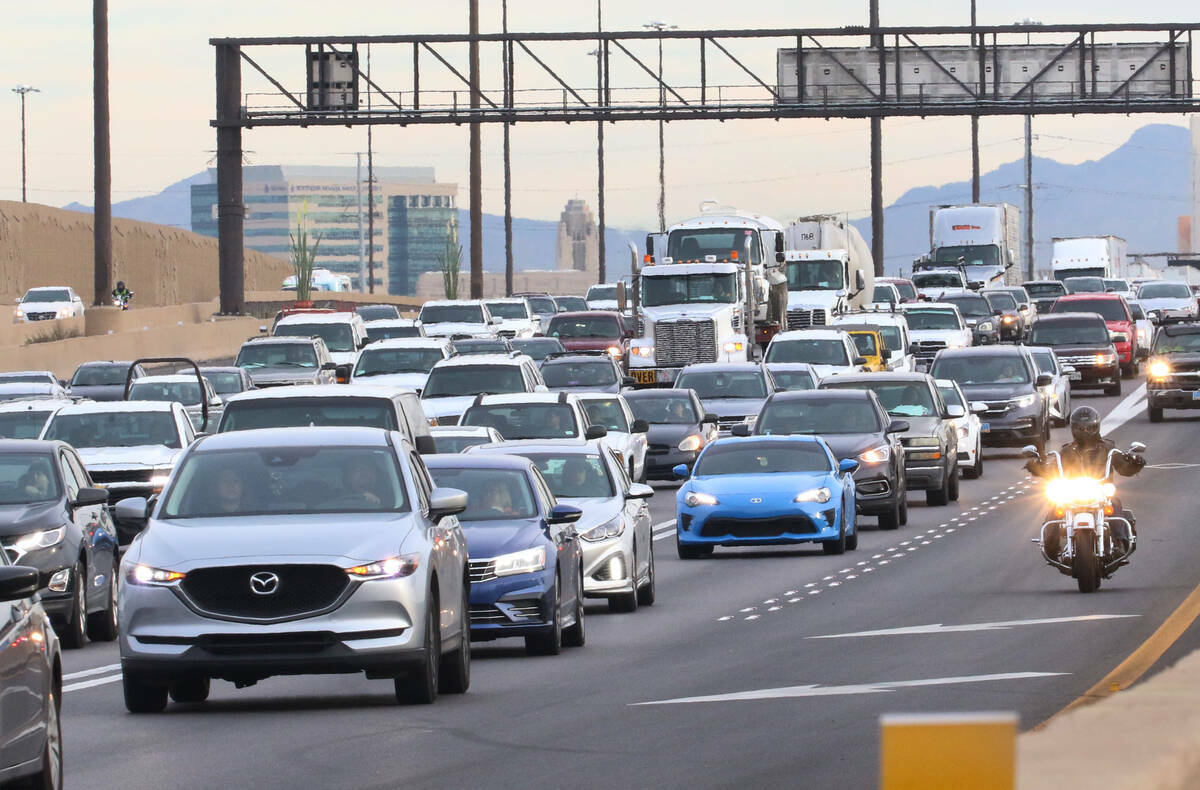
[
  {"left": 548, "top": 383, "right": 620, "bottom": 395},
  {"left": 422, "top": 395, "right": 480, "bottom": 421},
  {"left": 698, "top": 397, "right": 767, "bottom": 418},
  {"left": 560, "top": 338, "right": 621, "bottom": 352},
  {"left": 0, "top": 500, "right": 67, "bottom": 538},
  {"left": 135, "top": 513, "right": 416, "bottom": 568},
  {"left": 246, "top": 368, "right": 323, "bottom": 386},
  {"left": 645, "top": 423, "right": 701, "bottom": 446},
  {"left": 956, "top": 383, "right": 1030, "bottom": 401},
  {"left": 1140, "top": 297, "right": 1196, "bottom": 313},
  {"left": 423, "top": 322, "right": 491, "bottom": 338},
  {"left": 910, "top": 329, "right": 970, "bottom": 346},
  {"left": 78, "top": 445, "right": 180, "bottom": 468},
  {"left": 1044, "top": 342, "right": 1111, "bottom": 355},
  {"left": 66, "top": 384, "right": 126, "bottom": 401},
  {"left": 817, "top": 432, "right": 886, "bottom": 461},
  {"left": 891, "top": 414, "right": 940, "bottom": 439},
  {"left": 352, "top": 372, "right": 427, "bottom": 391},
  {"left": 18, "top": 300, "right": 74, "bottom": 314}
]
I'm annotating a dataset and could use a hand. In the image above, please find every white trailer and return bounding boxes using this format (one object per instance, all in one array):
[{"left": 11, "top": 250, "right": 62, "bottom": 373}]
[
  {"left": 780, "top": 215, "right": 874, "bottom": 329},
  {"left": 1050, "top": 236, "right": 1128, "bottom": 281},
  {"left": 928, "top": 203, "right": 1020, "bottom": 288}
]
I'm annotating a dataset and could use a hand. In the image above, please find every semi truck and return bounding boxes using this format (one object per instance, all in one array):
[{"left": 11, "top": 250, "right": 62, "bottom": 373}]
[
  {"left": 1050, "top": 236, "right": 1128, "bottom": 281},
  {"left": 928, "top": 203, "right": 1020, "bottom": 289},
  {"left": 780, "top": 215, "right": 874, "bottom": 329},
  {"left": 629, "top": 203, "right": 788, "bottom": 386}
]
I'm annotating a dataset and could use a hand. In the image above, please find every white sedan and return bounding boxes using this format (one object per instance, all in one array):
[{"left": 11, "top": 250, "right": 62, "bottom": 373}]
[
  {"left": 575, "top": 392, "right": 649, "bottom": 483},
  {"left": 13, "top": 286, "right": 86, "bottom": 323},
  {"left": 936, "top": 379, "right": 984, "bottom": 480}
]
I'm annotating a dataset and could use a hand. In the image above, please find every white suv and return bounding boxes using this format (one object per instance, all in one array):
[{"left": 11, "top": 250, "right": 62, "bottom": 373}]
[
  {"left": 484, "top": 297, "right": 540, "bottom": 339},
  {"left": 418, "top": 300, "right": 499, "bottom": 338},
  {"left": 763, "top": 329, "right": 866, "bottom": 379},
  {"left": 420, "top": 354, "right": 546, "bottom": 425},
  {"left": 272, "top": 311, "right": 368, "bottom": 369},
  {"left": 14, "top": 286, "right": 85, "bottom": 323},
  {"left": 901, "top": 303, "right": 973, "bottom": 370},
  {"left": 459, "top": 392, "right": 608, "bottom": 444}
]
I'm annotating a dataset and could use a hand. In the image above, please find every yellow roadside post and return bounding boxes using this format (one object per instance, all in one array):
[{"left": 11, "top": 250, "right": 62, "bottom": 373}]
[{"left": 880, "top": 712, "right": 1016, "bottom": 790}]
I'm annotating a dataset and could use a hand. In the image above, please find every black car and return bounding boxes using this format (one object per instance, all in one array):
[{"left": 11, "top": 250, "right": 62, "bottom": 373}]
[
  {"left": 541, "top": 353, "right": 631, "bottom": 395},
  {"left": 356, "top": 304, "right": 402, "bottom": 322},
  {"left": 1146, "top": 320, "right": 1200, "bottom": 422},
  {"left": 746, "top": 390, "right": 908, "bottom": 529},
  {"left": 981, "top": 289, "right": 1029, "bottom": 341},
  {"left": 554, "top": 296, "right": 589, "bottom": 313},
  {"left": 178, "top": 366, "right": 255, "bottom": 398},
  {"left": 0, "top": 440, "right": 119, "bottom": 649},
  {"left": 0, "top": 551, "right": 62, "bottom": 787},
  {"left": 1023, "top": 280, "right": 1068, "bottom": 314},
  {"left": 937, "top": 293, "right": 1000, "bottom": 345},
  {"left": 511, "top": 337, "right": 566, "bottom": 361},
  {"left": 623, "top": 388, "right": 718, "bottom": 478},
  {"left": 930, "top": 346, "right": 1052, "bottom": 453},
  {"left": 66, "top": 360, "right": 147, "bottom": 401},
  {"left": 820, "top": 372, "right": 961, "bottom": 507},
  {"left": 1027, "top": 313, "right": 1121, "bottom": 396}
]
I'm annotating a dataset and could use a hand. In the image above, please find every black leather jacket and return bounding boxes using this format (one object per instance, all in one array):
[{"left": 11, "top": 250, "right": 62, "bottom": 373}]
[{"left": 1026, "top": 438, "right": 1144, "bottom": 479}]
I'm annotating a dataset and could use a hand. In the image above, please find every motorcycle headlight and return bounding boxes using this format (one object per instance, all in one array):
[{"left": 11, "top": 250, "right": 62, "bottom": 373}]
[
  {"left": 858, "top": 445, "right": 890, "bottom": 464},
  {"left": 795, "top": 487, "right": 832, "bottom": 503},
  {"left": 1045, "top": 478, "right": 1114, "bottom": 506},
  {"left": 1149, "top": 360, "right": 1170, "bottom": 379},
  {"left": 684, "top": 491, "right": 719, "bottom": 507},
  {"left": 678, "top": 434, "right": 704, "bottom": 452},
  {"left": 977, "top": 321, "right": 995, "bottom": 332},
  {"left": 1010, "top": 393, "right": 1038, "bottom": 409},
  {"left": 127, "top": 564, "right": 186, "bottom": 586},
  {"left": 492, "top": 547, "right": 546, "bottom": 577},
  {"left": 11, "top": 527, "right": 66, "bottom": 553},
  {"left": 346, "top": 553, "right": 421, "bottom": 580},
  {"left": 581, "top": 517, "right": 624, "bottom": 542}
]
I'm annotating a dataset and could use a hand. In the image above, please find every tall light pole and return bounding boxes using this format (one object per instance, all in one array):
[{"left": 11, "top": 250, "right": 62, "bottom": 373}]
[
  {"left": 12, "top": 86, "right": 38, "bottom": 203},
  {"left": 644, "top": 21, "right": 675, "bottom": 233}
]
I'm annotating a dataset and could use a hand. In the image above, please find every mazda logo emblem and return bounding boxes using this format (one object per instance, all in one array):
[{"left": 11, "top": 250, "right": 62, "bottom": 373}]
[
  {"left": 750, "top": 497, "right": 763, "bottom": 504},
  {"left": 249, "top": 571, "right": 280, "bottom": 596}
]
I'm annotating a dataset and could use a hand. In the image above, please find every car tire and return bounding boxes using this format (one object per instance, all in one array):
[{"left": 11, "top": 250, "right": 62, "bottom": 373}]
[
  {"left": 1105, "top": 377, "right": 1123, "bottom": 397},
  {"left": 562, "top": 569, "right": 586, "bottom": 648},
  {"left": 1148, "top": 405, "right": 1163, "bottom": 423},
  {"left": 438, "top": 583, "right": 471, "bottom": 694},
  {"left": 86, "top": 560, "right": 119, "bottom": 642},
  {"left": 29, "top": 687, "right": 62, "bottom": 790},
  {"left": 899, "top": 495, "right": 908, "bottom": 526},
  {"left": 525, "top": 580, "right": 563, "bottom": 656},
  {"left": 637, "top": 542, "right": 656, "bottom": 606},
  {"left": 395, "top": 597, "right": 440, "bottom": 704},
  {"left": 60, "top": 561, "right": 87, "bottom": 650},
  {"left": 677, "top": 542, "right": 712, "bottom": 560},
  {"left": 169, "top": 676, "right": 210, "bottom": 704},
  {"left": 822, "top": 518, "right": 847, "bottom": 555},
  {"left": 948, "top": 466, "right": 960, "bottom": 502},
  {"left": 926, "top": 474, "right": 950, "bottom": 507},
  {"left": 122, "top": 670, "right": 168, "bottom": 714},
  {"left": 845, "top": 521, "right": 859, "bottom": 551}
]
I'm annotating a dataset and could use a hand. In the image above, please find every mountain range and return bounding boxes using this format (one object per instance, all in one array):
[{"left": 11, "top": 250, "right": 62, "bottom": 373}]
[{"left": 64, "top": 122, "right": 1192, "bottom": 280}]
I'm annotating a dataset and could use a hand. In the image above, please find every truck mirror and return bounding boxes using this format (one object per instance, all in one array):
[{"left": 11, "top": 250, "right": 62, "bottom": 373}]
[
  {"left": 774, "top": 233, "right": 785, "bottom": 254},
  {"left": 645, "top": 234, "right": 655, "bottom": 263},
  {"left": 776, "top": 252, "right": 785, "bottom": 264},
  {"left": 855, "top": 270, "right": 866, "bottom": 292}
]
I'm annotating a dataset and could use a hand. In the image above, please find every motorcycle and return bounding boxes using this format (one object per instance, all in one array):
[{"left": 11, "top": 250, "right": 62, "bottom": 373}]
[
  {"left": 112, "top": 291, "right": 133, "bottom": 310},
  {"left": 1023, "top": 441, "right": 1145, "bottom": 593}
]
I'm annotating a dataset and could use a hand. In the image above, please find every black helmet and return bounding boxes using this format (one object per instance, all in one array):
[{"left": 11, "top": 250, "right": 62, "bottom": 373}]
[
  {"left": 116, "top": 281, "right": 125, "bottom": 290},
  {"left": 1069, "top": 406, "right": 1102, "bottom": 444}
]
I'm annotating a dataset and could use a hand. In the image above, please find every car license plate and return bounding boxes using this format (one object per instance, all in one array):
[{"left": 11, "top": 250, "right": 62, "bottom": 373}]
[
  {"left": 633, "top": 370, "right": 657, "bottom": 385},
  {"left": 1068, "top": 371, "right": 1082, "bottom": 381},
  {"left": 980, "top": 423, "right": 991, "bottom": 433},
  {"left": 1192, "top": 392, "right": 1200, "bottom": 401}
]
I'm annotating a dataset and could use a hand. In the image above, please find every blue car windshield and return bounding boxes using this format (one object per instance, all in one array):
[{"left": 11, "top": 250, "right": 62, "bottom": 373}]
[
  {"left": 695, "top": 442, "right": 830, "bottom": 475},
  {"left": 427, "top": 467, "right": 537, "bottom": 521}
]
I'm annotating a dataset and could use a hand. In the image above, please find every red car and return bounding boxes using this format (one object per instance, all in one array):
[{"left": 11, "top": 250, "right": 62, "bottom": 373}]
[
  {"left": 1050, "top": 293, "right": 1140, "bottom": 375},
  {"left": 543, "top": 311, "right": 633, "bottom": 363}
]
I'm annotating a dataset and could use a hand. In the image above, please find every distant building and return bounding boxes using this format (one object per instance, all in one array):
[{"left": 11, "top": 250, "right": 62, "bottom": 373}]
[
  {"left": 556, "top": 199, "right": 599, "bottom": 273},
  {"left": 190, "top": 165, "right": 457, "bottom": 295}
]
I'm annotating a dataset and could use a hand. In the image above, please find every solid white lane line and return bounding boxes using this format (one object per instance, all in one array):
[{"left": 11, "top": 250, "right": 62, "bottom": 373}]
[
  {"left": 64, "top": 663, "right": 121, "bottom": 681},
  {"left": 652, "top": 519, "right": 676, "bottom": 531}
]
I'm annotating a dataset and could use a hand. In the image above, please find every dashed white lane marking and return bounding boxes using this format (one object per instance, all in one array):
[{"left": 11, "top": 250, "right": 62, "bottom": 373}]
[
  {"left": 65, "top": 675, "right": 123, "bottom": 693},
  {"left": 64, "top": 663, "right": 120, "bottom": 681},
  {"left": 652, "top": 519, "right": 677, "bottom": 542},
  {"left": 807, "top": 614, "right": 1140, "bottom": 640}
]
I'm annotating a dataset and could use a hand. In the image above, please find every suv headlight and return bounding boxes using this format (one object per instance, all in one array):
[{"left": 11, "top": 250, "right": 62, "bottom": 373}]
[
  {"left": 795, "top": 487, "right": 832, "bottom": 503},
  {"left": 858, "top": 445, "right": 890, "bottom": 464},
  {"left": 346, "top": 553, "right": 421, "bottom": 580},
  {"left": 1010, "top": 393, "right": 1038, "bottom": 409},
  {"left": 581, "top": 517, "right": 624, "bottom": 542},
  {"left": 1149, "top": 360, "right": 1170, "bottom": 379},
  {"left": 492, "top": 547, "right": 546, "bottom": 577},
  {"left": 127, "top": 564, "right": 186, "bottom": 586},
  {"left": 977, "top": 321, "right": 995, "bottom": 332},
  {"left": 678, "top": 434, "right": 704, "bottom": 452},
  {"left": 684, "top": 491, "right": 719, "bottom": 507},
  {"left": 56, "top": 308, "right": 72, "bottom": 319},
  {"left": 1095, "top": 352, "right": 1117, "bottom": 365},
  {"left": 11, "top": 527, "right": 66, "bottom": 553}
]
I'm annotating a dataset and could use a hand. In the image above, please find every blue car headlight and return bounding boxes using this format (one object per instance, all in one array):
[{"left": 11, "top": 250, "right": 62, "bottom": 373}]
[
  {"left": 794, "top": 487, "right": 832, "bottom": 504},
  {"left": 492, "top": 547, "right": 547, "bottom": 577},
  {"left": 684, "top": 491, "right": 719, "bottom": 507}
]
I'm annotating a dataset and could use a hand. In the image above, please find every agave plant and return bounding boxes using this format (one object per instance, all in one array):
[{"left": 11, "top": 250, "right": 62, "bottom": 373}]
[
  {"left": 289, "top": 201, "right": 323, "bottom": 302},
  {"left": 438, "top": 222, "right": 462, "bottom": 299}
]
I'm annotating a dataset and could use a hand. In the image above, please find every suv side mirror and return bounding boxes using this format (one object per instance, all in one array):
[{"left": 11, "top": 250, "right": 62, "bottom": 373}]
[
  {"left": 585, "top": 425, "right": 608, "bottom": 440},
  {"left": 622, "top": 376, "right": 636, "bottom": 389},
  {"left": 631, "top": 418, "right": 649, "bottom": 433},
  {"left": 114, "top": 496, "right": 151, "bottom": 525},
  {"left": 730, "top": 423, "right": 751, "bottom": 437},
  {"left": 320, "top": 361, "right": 338, "bottom": 371},
  {"left": 969, "top": 401, "right": 988, "bottom": 414},
  {"left": 549, "top": 504, "right": 583, "bottom": 524},
  {"left": 853, "top": 356, "right": 868, "bottom": 366},
  {"left": 885, "top": 419, "right": 909, "bottom": 434},
  {"left": 1035, "top": 373, "right": 1054, "bottom": 388},
  {"left": 701, "top": 413, "right": 719, "bottom": 425},
  {"left": 625, "top": 483, "right": 654, "bottom": 500},
  {"left": 0, "top": 566, "right": 40, "bottom": 603},
  {"left": 945, "top": 404, "right": 965, "bottom": 418},
  {"left": 429, "top": 487, "right": 468, "bottom": 520},
  {"left": 71, "top": 487, "right": 110, "bottom": 509}
]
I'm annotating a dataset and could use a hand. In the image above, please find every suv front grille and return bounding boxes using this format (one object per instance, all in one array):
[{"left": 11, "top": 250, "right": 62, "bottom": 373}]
[
  {"left": 913, "top": 341, "right": 947, "bottom": 361},
  {"left": 1058, "top": 354, "right": 1102, "bottom": 368},
  {"left": 26, "top": 312, "right": 56, "bottom": 321},
  {"left": 786, "top": 309, "right": 828, "bottom": 330},
  {"left": 468, "top": 559, "right": 497, "bottom": 584},
  {"left": 654, "top": 320, "right": 716, "bottom": 366},
  {"left": 179, "top": 564, "right": 349, "bottom": 622},
  {"left": 90, "top": 469, "right": 154, "bottom": 484}
]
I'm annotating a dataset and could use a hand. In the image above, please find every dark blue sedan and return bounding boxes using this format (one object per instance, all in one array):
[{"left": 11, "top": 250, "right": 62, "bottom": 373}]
[{"left": 425, "top": 454, "right": 586, "bottom": 656}]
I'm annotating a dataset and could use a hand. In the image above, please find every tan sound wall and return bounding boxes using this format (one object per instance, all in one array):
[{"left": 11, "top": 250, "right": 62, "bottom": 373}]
[{"left": 0, "top": 201, "right": 291, "bottom": 306}]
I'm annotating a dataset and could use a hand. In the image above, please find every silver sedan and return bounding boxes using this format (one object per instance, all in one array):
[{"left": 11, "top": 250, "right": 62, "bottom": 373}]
[{"left": 116, "top": 426, "right": 470, "bottom": 711}]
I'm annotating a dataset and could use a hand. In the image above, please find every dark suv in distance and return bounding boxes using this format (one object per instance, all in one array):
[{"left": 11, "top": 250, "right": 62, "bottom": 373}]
[
  {"left": 1145, "top": 320, "right": 1200, "bottom": 422},
  {"left": 937, "top": 293, "right": 1000, "bottom": 346},
  {"left": 1050, "top": 293, "right": 1140, "bottom": 376},
  {"left": 745, "top": 389, "right": 909, "bottom": 529},
  {"left": 1027, "top": 313, "right": 1122, "bottom": 396},
  {"left": 1023, "top": 280, "right": 1068, "bottom": 314},
  {"left": 930, "top": 346, "right": 1053, "bottom": 454}
]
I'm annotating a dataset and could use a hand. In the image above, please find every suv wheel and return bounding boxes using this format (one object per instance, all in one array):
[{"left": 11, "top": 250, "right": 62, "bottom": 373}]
[
  {"left": 123, "top": 670, "right": 168, "bottom": 713},
  {"left": 438, "top": 583, "right": 471, "bottom": 694},
  {"left": 395, "top": 596, "right": 440, "bottom": 704},
  {"left": 1148, "top": 405, "right": 1163, "bottom": 423},
  {"left": 948, "top": 465, "right": 960, "bottom": 502},
  {"left": 86, "top": 560, "right": 119, "bottom": 642},
  {"left": 60, "top": 561, "right": 87, "bottom": 650}
]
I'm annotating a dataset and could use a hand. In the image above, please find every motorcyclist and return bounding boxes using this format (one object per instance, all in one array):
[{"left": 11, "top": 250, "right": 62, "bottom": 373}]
[
  {"left": 111, "top": 281, "right": 133, "bottom": 308},
  {"left": 1025, "top": 405, "right": 1144, "bottom": 557}
]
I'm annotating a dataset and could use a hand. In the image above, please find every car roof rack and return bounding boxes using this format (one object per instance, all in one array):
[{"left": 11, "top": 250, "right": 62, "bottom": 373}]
[{"left": 557, "top": 391, "right": 569, "bottom": 403}]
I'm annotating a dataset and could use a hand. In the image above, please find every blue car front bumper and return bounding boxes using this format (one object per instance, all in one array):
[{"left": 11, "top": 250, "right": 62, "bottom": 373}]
[
  {"left": 677, "top": 501, "right": 845, "bottom": 548},
  {"left": 468, "top": 567, "right": 557, "bottom": 642}
]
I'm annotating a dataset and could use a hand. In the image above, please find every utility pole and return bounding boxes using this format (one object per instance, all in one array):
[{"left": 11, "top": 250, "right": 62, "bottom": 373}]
[
  {"left": 366, "top": 46, "right": 376, "bottom": 295},
  {"left": 869, "top": 0, "right": 884, "bottom": 276},
  {"left": 645, "top": 21, "right": 675, "bottom": 233},
  {"left": 468, "top": 0, "right": 483, "bottom": 298},
  {"left": 595, "top": 0, "right": 606, "bottom": 284},
  {"left": 502, "top": 0, "right": 513, "bottom": 296},
  {"left": 970, "top": 0, "right": 981, "bottom": 203},
  {"left": 1023, "top": 114, "right": 1034, "bottom": 279},
  {"left": 12, "top": 86, "right": 38, "bottom": 203},
  {"left": 356, "top": 152, "right": 365, "bottom": 289},
  {"left": 93, "top": 0, "right": 114, "bottom": 306}
]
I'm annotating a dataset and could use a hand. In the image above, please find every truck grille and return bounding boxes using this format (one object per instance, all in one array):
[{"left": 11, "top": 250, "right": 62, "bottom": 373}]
[
  {"left": 179, "top": 564, "right": 349, "bottom": 622},
  {"left": 913, "top": 341, "right": 947, "bottom": 361},
  {"left": 1058, "top": 354, "right": 1102, "bottom": 369},
  {"left": 654, "top": 320, "right": 716, "bottom": 366},
  {"left": 90, "top": 469, "right": 155, "bottom": 484},
  {"left": 786, "top": 309, "right": 828, "bottom": 330}
]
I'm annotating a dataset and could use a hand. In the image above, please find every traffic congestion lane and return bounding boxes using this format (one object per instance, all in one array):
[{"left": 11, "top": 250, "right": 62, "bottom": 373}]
[{"left": 59, "top": 387, "right": 1194, "bottom": 790}]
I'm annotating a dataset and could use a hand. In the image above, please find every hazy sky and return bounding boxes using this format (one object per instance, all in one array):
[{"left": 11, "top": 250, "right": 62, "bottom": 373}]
[{"left": 3, "top": 1, "right": 1195, "bottom": 228}]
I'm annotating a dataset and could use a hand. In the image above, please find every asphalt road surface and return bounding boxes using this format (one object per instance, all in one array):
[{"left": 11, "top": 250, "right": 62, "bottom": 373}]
[{"left": 60, "top": 383, "right": 1200, "bottom": 789}]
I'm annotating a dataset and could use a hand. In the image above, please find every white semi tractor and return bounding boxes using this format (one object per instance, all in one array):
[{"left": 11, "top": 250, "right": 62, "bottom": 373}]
[
  {"left": 928, "top": 203, "right": 1021, "bottom": 288},
  {"left": 1050, "top": 235, "right": 1128, "bottom": 281},
  {"left": 781, "top": 215, "right": 874, "bottom": 329}
]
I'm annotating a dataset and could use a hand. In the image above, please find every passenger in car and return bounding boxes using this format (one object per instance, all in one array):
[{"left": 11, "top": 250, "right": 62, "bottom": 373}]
[{"left": 342, "top": 458, "right": 384, "bottom": 507}]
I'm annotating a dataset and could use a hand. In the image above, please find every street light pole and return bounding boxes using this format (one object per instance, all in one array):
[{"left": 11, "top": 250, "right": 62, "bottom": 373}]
[
  {"left": 644, "top": 21, "right": 675, "bottom": 233},
  {"left": 12, "top": 86, "right": 39, "bottom": 203}
]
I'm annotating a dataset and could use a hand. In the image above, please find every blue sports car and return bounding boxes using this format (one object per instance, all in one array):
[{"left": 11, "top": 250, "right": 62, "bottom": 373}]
[{"left": 673, "top": 436, "right": 859, "bottom": 558}]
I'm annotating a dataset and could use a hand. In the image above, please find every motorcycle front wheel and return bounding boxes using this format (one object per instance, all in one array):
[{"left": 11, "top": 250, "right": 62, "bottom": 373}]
[{"left": 1074, "top": 536, "right": 1101, "bottom": 593}]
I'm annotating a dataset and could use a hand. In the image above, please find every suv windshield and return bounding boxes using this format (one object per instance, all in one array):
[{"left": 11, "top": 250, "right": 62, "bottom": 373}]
[
  {"left": 274, "top": 323, "right": 354, "bottom": 353},
  {"left": 453, "top": 340, "right": 510, "bottom": 356},
  {"left": 200, "top": 372, "right": 244, "bottom": 395},
  {"left": 581, "top": 399, "right": 629, "bottom": 432},
  {"left": 931, "top": 355, "right": 1031, "bottom": 385},
  {"left": 237, "top": 343, "right": 317, "bottom": 369},
  {"left": 873, "top": 285, "right": 897, "bottom": 304},
  {"left": 419, "top": 304, "right": 485, "bottom": 324},
  {"left": 541, "top": 361, "right": 617, "bottom": 388},
  {"left": 555, "top": 297, "right": 588, "bottom": 312},
  {"left": 511, "top": 338, "right": 563, "bottom": 361},
  {"left": 0, "top": 454, "right": 60, "bottom": 504},
  {"left": 22, "top": 289, "right": 71, "bottom": 303},
  {"left": 758, "top": 398, "right": 880, "bottom": 435},
  {"left": 695, "top": 441, "right": 830, "bottom": 475},
  {"left": 356, "top": 305, "right": 400, "bottom": 321},
  {"left": 462, "top": 404, "right": 578, "bottom": 439},
  {"left": 547, "top": 315, "right": 622, "bottom": 339},
  {"left": 1025, "top": 282, "right": 1067, "bottom": 298},
  {"left": 587, "top": 285, "right": 618, "bottom": 300},
  {"left": 627, "top": 394, "right": 698, "bottom": 424},
  {"left": 940, "top": 297, "right": 990, "bottom": 318},
  {"left": 524, "top": 453, "right": 614, "bottom": 498},
  {"left": 1052, "top": 298, "right": 1128, "bottom": 322},
  {"left": 675, "top": 370, "right": 766, "bottom": 399},
  {"left": 162, "top": 446, "right": 409, "bottom": 518},
  {"left": 913, "top": 273, "right": 963, "bottom": 289},
  {"left": 936, "top": 384, "right": 965, "bottom": 409},
  {"left": 764, "top": 339, "right": 850, "bottom": 366},
  {"left": 422, "top": 365, "right": 526, "bottom": 397},
  {"left": 0, "top": 412, "right": 53, "bottom": 440},
  {"left": 1103, "top": 280, "right": 1129, "bottom": 293},
  {"left": 904, "top": 310, "right": 961, "bottom": 331},
  {"left": 786, "top": 260, "right": 844, "bottom": 291},
  {"left": 427, "top": 467, "right": 537, "bottom": 521},
  {"left": 366, "top": 324, "right": 422, "bottom": 342},
  {"left": 354, "top": 348, "right": 445, "bottom": 376},
  {"left": 1139, "top": 282, "right": 1192, "bottom": 299},
  {"left": 642, "top": 273, "right": 737, "bottom": 307},
  {"left": 1153, "top": 331, "right": 1200, "bottom": 353},
  {"left": 1029, "top": 350, "right": 1057, "bottom": 374},
  {"left": 70, "top": 364, "right": 129, "bottom": 387},
  {"left": 1029, "top": 320, "right": 1109, "bottom": 346},
  {"left": 527, "top": 297, "right": 557, "bottom": 316},
  {"left": 983, "top": 292, "right": 1018, "bottom": 311},
  {"left": 823, "top": 379, "right": 937, "bottom": 417},
  {"left": 44, "top": 411, "right": 180, "bottom": 448},
  {"left": 485, "top": 302, "right": 529, "bottom": 320},
  {"left": 849, "top": 333, "right": 877, "bottom": 356},
  {"left": 767, "top": 368, "right": 816, "bottom": 391},
  {"left": 667, "top": 228, "right": 760, "bottom": 264},
  {"left": 218, "top": 398, "right": 398, "bottom": 432},
  {"left": 129, "top": 381, "right": 203, "bottom": 405},
  {"left": 1064, "top": 278, "right": 1105, "bottom": 294}
]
